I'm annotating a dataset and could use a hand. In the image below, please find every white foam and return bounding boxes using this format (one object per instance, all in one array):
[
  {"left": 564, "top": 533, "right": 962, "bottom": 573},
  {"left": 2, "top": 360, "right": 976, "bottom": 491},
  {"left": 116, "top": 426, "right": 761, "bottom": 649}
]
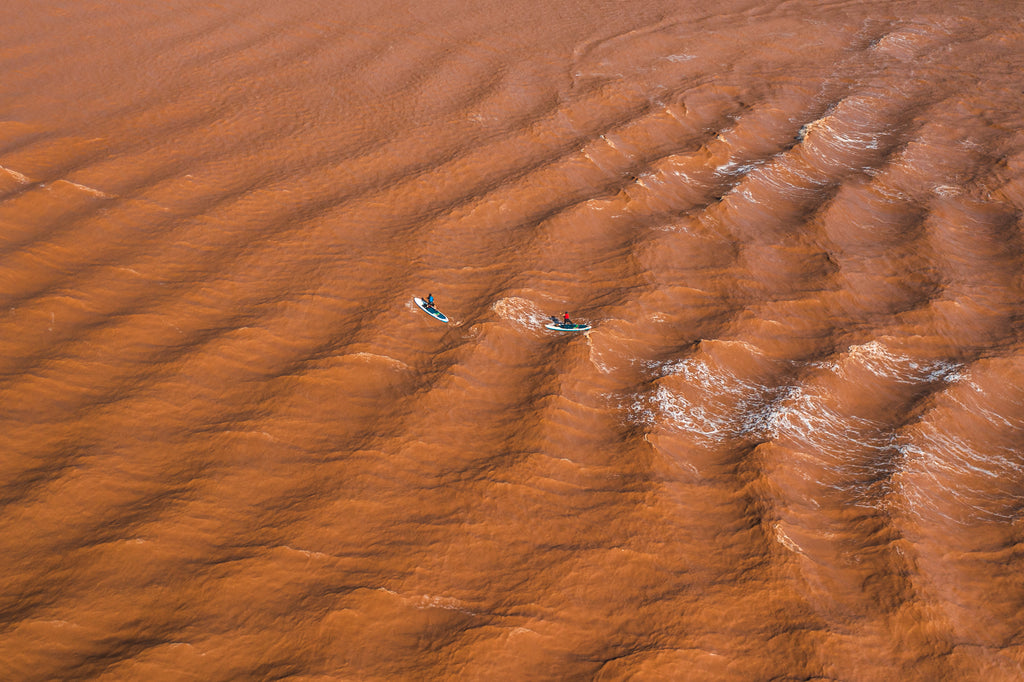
[
  {"left": 589, "top": 343, "right": 614, "bottom": 374},
  {"left": 491, "top": 296, "right": 550, "bottom": 331},
  {"left": 0, "top": 165, "right": 30, "bottom": 184},
  {"left": 770, "top": 389, "right": 887, "bottom": 456},
  {"left": 406, "top": 593, "right": 476, "bottom": 616},
  {"left": 349, "top": 352, "right": 409, "bottom": 370},
  {"left": 829, "top": 341, "right": 962, "bottom": 385},
  {"left": 715, "top": 160, "right": 760, "bottom": 177},
  {"left": 52, "top": 179, "right": 113, "bottom": 198},
  {"left": 633, "top": 354, "right": 797, "bottom": 447},
  {"left": 773, "top": 522, "right": 803, "bottom": 554}
]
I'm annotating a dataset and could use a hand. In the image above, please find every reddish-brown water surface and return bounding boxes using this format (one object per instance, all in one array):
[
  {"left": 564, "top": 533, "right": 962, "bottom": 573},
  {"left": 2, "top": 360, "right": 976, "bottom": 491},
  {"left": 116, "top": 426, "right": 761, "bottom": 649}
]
[{"left": 2, "top": 0, "right": 1024, "bottom": 679}]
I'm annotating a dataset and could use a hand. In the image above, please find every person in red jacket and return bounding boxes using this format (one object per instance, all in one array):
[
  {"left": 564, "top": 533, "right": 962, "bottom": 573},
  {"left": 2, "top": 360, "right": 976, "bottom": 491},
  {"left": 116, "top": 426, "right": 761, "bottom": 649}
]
[{"left": 563, "top": 312, "right": 572, "bottom": 327}]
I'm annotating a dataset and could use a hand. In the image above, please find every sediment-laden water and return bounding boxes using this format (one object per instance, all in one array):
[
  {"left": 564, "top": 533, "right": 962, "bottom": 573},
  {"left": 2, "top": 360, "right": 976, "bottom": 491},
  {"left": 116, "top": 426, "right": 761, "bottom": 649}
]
[{"left": 2, "top": 0, "right": 1023, "bottom": 679}]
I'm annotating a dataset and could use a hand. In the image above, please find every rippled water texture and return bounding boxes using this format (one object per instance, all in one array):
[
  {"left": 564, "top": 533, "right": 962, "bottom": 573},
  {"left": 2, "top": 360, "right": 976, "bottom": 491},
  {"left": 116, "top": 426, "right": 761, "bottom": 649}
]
[{"left": 2, "top": 0, "right": 1024, "bottom": 679}]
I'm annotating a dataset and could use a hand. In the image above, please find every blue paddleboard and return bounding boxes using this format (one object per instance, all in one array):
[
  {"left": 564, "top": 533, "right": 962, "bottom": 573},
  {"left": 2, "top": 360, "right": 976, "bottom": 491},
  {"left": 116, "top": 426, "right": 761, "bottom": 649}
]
[
  {"left": 546, "top": 318, "right": 591, "bottom": 332},
  {"left": 414, "top": 297, "right": 449, "bottom": 323}
]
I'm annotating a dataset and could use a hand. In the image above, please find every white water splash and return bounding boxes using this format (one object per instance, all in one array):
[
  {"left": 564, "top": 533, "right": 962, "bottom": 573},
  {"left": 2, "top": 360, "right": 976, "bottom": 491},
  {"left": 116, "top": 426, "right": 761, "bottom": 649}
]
[{"left": 492, "top": 296, "right": 550, "bottom": 332}]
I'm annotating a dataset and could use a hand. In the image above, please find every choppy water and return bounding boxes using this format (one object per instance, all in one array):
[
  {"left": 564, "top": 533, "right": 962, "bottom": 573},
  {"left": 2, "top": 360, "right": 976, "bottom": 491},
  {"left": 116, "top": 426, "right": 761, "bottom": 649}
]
[{"left": 2, "top": 0, "right": 1024, "bottom": 679}]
